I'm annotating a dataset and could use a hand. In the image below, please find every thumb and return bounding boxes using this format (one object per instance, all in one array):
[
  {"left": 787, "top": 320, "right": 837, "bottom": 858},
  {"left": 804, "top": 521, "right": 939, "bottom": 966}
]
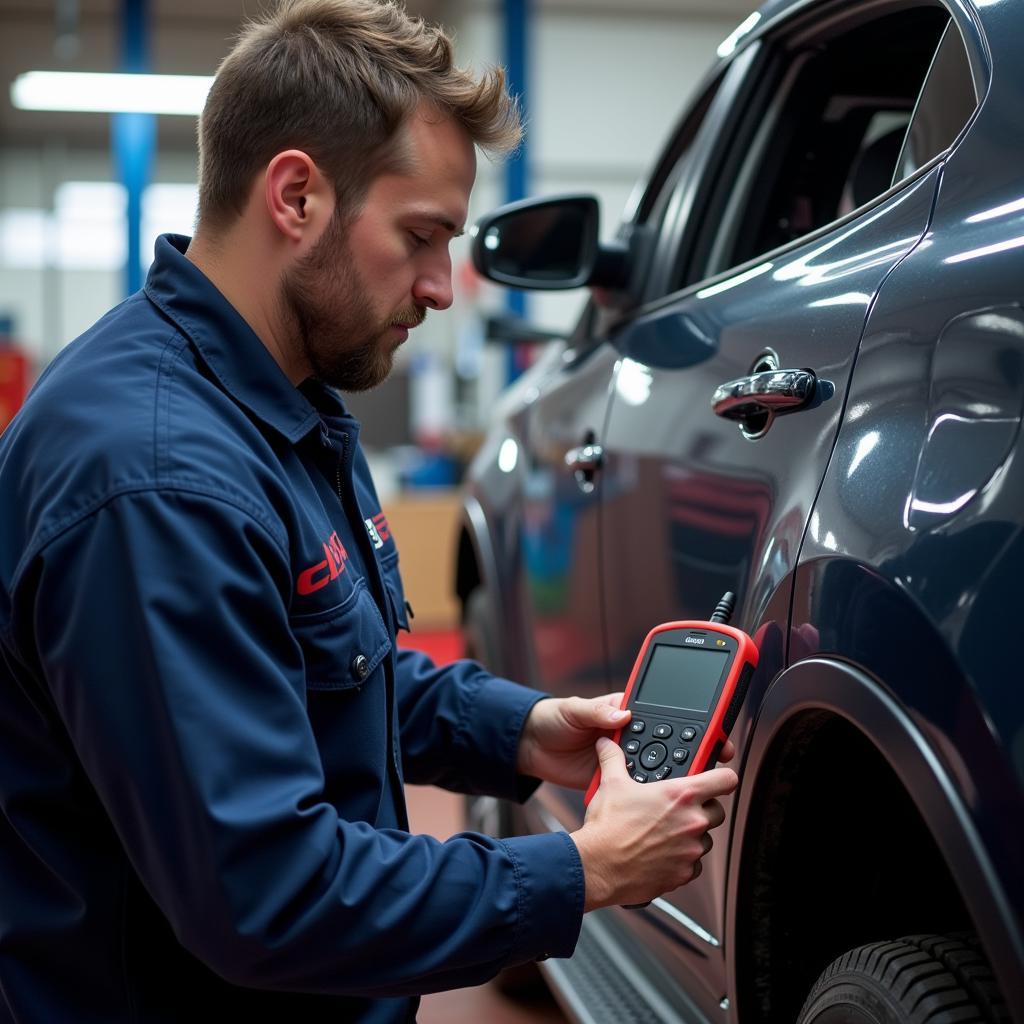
[
  {"left": 595, "top": 737, "right": 627, "bottom": 782},
  {"left": 565, "top": 695, "right": 629, "bottom": 728}
]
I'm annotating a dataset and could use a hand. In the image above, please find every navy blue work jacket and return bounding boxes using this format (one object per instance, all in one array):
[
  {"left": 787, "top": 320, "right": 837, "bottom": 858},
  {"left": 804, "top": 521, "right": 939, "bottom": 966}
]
[{"left": 0, "top": 235, "right": 584, "bottom": 1022}]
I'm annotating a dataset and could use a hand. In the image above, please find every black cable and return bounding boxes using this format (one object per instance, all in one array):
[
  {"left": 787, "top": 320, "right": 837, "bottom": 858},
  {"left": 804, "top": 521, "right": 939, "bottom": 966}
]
[{"left": 710, "top": 591, "right": 735, "bottom": 625}]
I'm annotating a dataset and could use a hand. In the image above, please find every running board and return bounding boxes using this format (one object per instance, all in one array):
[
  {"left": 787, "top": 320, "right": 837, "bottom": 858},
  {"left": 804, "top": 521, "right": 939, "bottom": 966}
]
[{"left": 541, "top": 912, "right": 708, "bottom": 1024}]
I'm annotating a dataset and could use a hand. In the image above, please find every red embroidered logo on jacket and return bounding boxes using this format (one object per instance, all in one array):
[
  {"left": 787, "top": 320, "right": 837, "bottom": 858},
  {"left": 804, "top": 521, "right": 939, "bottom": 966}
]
[{"left": 296, "top": 532, "right": 349, "bottom": 595}]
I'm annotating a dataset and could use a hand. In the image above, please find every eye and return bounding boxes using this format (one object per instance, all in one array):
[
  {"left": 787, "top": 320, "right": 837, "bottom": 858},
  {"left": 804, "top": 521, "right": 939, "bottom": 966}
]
[{"left": 409, "top": 231, "right": 431, "bottom": 249}]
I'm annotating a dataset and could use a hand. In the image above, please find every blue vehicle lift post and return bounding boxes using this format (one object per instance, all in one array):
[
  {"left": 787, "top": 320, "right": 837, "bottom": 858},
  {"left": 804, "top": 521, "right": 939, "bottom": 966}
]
[
  {"left": 503, "top": 0, "right": 530, "bottom": 384},
  {"left": 113, "top": 0, "right": 155, "bottom": 298}
]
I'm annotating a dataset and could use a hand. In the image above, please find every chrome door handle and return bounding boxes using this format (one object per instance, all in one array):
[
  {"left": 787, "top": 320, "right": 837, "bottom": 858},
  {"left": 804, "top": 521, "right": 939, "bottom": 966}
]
[
  {"left": 564, "top": 443, "right": 604, "bottom": 473},
  {"left": 712, "top": 368, "right": 817, "bottom": 423}
]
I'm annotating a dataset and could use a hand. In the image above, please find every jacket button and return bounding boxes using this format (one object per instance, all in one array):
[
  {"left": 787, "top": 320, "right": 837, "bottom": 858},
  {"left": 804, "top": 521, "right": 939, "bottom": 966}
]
[{"left": 352, "top": 654, "right": 370, "bottom": 681}]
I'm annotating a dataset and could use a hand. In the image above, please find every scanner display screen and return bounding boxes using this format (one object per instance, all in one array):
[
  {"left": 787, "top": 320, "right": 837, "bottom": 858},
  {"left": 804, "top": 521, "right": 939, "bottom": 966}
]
[{"left": 636, "top": 644, "right": 728, "bottom": 713}]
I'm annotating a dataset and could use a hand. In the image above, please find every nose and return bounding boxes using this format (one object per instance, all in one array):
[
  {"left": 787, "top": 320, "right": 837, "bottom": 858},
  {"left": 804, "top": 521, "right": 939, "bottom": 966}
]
[{"left": 412, "top": 256, "right": 454, "bottom": 311}]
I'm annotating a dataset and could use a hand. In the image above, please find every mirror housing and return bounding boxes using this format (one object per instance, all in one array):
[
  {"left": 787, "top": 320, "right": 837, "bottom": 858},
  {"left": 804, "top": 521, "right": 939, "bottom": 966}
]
[{"left": 470, "top": 194, "right": 629, "bottom": 290}]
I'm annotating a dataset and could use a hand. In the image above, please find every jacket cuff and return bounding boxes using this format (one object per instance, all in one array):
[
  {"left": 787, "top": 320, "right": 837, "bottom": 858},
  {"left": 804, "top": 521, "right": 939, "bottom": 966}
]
[
  {"left": 458, "top": 676, "right": 549, "bottom": 801},
  {"left": 500, "top": 831, "right": 584, "bottom": 964}
]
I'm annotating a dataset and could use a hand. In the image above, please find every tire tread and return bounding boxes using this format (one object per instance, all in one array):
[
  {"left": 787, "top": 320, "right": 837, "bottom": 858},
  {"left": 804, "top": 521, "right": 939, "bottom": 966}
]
[{"left": 797, "top": 933, "right": 1008, "bottom": 1024}]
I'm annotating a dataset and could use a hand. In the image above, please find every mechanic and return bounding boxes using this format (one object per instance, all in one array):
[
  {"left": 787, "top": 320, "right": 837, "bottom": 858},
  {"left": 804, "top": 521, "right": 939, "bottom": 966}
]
[{"left": 0, "top": 1, "right": 739, "bottom": 1021}]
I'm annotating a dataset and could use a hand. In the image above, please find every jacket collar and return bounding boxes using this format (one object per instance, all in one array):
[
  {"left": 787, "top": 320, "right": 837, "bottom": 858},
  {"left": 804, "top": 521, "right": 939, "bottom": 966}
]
[{"left": 144, "top": 233, "right": 324, "bottom": 444}]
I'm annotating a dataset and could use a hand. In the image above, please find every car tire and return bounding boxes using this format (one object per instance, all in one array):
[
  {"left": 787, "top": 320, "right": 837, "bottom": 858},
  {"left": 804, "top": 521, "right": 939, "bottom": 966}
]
[{"left": 796, "top": 933, "right": 1008, "bottom": 1023}]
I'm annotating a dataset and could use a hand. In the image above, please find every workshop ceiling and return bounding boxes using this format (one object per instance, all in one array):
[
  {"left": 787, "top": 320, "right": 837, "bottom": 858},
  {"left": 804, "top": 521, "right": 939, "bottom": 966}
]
[{"left": 1, "top": 0, "right": 758, "bottom": 148}]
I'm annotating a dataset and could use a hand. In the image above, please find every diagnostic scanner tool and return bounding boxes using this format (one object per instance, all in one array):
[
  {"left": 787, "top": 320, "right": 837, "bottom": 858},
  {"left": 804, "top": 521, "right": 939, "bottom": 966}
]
[{"left": 585, "top": 592, "right": 758, "bottom": 806}]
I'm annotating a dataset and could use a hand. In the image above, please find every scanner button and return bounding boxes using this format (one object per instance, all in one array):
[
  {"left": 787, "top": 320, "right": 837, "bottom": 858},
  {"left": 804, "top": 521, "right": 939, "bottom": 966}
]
[
  {"left": 640, "top": 743, "right": 667, "bottom": 770},
  {"left": 629, "top": 720, "right": 646, "bottom": 734},
  {"left": 653, "top": 724, "right": 673, "bottom": 739},
  {"left": 625, "top": 759, "right": 636, "bottom": 773},
  {"left": 632, "top": 772, "right": 649, "bottom": 784},
  {"left": 624, "top": 739, "right": 641, "bottom": 755},
  {"left": 681, "top": 727, "right": 697, "bottom": 742},
  {"left": 654, "top": 766, "right": 673, "bottom": 781},
  {"left": 672, "top": 748, "right": 689, "bottom": 764}
]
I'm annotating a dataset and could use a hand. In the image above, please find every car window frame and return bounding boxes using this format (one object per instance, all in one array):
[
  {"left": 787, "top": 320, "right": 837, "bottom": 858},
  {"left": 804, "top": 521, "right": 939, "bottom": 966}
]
[
  {"left": 625, "top": 0, "right": 989, "bottom": 322},
  {"left": 892, "top": 18, "right": 979, "bottom": 182},
  {"left": 636, "top": 41, "right": 764, "bottom": 305},
  {"left": 698, "top": 3, "right": 958, "bottom": 283}
]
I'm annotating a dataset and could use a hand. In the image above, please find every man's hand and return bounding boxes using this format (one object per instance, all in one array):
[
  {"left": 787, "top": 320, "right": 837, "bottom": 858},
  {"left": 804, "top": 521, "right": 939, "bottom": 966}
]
[
  {"left": 517, "top": 694, "right": 736, "bottom": 791},
  {"left": 572, "top": 738, "right": 739, "bottom": 910},
  {"left": 517, "top": 694, "right": 632, "bottom": 790}
]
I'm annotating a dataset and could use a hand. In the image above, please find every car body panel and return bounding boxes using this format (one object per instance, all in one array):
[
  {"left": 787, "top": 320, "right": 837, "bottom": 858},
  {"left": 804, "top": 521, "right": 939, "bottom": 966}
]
[
  {"left": 513, "top": 343, "right": 620, "bottom": 695},
  {"left": 457, "top": 0, "right": 1022, "bottom": 1019},
  {"left": 579, "top": 165, "right": 942, "bottom": 1020},
  {"left": 790, "top": 22, "right": 1024, "bottom": 1009}
]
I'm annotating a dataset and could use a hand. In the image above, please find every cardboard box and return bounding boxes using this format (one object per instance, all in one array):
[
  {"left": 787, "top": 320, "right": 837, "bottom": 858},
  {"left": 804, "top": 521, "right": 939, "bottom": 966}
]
[{"left": 383, "top": 489, "right": 462, "bottom": 630}]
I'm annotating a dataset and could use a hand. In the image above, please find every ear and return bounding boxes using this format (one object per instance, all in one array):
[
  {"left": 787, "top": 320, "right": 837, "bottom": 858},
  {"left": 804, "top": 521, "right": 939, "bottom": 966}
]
[{"left": 264, "top": 150, "right": 334, "bottom": 243}]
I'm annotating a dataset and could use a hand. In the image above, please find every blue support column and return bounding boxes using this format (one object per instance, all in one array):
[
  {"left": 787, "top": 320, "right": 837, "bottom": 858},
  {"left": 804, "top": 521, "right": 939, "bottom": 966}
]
[
  {"left": 112, "top": 0, "right": 155, "bottom": 297},
  {"left": 503, "top": 0, "right": 530, "bottom": 384}
]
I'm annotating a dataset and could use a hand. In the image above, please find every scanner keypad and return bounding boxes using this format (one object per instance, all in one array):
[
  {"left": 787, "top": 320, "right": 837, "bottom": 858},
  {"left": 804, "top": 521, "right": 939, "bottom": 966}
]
[{"left": 621, "top": 721, "right": 701, "bottom": 782}]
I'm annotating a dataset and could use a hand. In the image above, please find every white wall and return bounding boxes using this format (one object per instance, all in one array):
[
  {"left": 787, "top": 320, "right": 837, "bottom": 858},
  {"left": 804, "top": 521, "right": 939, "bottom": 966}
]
[{"left": 0, "top": 145, "right": 199, "bottom": 367}]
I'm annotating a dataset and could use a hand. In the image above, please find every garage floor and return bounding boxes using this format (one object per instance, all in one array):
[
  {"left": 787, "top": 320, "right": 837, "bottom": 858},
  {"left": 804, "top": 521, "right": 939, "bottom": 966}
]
[{"left": 401, "top": 631, "right": 568, "bottom": 1024}]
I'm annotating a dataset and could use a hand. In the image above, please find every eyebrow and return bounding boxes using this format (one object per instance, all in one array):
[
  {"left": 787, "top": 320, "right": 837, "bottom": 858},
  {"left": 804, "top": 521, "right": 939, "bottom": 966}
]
[{"left": 414, "top": 212, "right": 465, "bottom": 237}]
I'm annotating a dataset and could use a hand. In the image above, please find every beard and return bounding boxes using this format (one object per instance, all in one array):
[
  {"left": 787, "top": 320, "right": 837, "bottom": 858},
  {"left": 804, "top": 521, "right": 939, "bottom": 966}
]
[{"left": 280, "top": 213, "right": 425, "bottom": 392}]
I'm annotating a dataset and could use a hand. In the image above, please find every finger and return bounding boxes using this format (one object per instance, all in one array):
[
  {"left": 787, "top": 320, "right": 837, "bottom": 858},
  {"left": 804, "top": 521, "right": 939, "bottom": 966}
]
[
  {"left": 702, "top": 798, "right": 726, "bottom": 830},
  {"left": 597, "top": 693, "right": 629, "bottom": 726},
  {"left": 594, "top": 737, "right": 629, "bottom": 782},
  {"left": 567, "top": 695, "right": 629, "bottom": 729},
  {"left": 717, "top": 739, "right": 736, "bottom": 763},
  {"left": 690, "top": 858, "right": 703, "bottom": 882},
  {"left": 669, "top": 766, "right": 739, "bottom": 801},
  {"left": 700, "top": 833, "right": 713, "bottom": 856}
]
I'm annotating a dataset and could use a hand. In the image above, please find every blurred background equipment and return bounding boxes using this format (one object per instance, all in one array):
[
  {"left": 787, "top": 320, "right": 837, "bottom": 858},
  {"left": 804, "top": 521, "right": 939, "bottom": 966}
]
[
  {"left": 1, "top": 0, "right": 756, "bottom": 630},
  {"left": 0, "top": 315, "right": 31, "bottom": 432}
]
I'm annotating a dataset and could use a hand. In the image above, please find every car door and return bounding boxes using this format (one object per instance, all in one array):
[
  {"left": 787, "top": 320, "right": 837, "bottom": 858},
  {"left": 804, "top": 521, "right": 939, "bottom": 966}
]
[
  {"left": 527, "top": 3, "right": 978, "bottom": 1020},
  {"left": 508, "top": 333, "right": 620, "bottom": 695},
  {"left": 500, "top": 69, "right": 736, "bottom": 698}
]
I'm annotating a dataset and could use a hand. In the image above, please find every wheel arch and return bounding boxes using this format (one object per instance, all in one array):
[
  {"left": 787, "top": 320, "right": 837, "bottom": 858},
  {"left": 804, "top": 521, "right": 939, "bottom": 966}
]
[
  {"left": 727, "top": 656, "right": 1021, "bottom": 1023},
  {"left": 454, "top": 493, "right": 508, "bottom": 670}
]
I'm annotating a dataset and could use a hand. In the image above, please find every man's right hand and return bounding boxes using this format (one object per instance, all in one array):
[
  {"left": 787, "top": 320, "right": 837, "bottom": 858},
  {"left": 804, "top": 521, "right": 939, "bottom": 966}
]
[{"left": 571, "top": 737, "right": 739, "bottom": 911}]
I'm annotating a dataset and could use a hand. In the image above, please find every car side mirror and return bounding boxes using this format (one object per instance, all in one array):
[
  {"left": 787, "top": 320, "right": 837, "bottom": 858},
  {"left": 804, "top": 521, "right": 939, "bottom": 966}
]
[{"left": 470, "top": 194, "right": 629, "bottom": 290}]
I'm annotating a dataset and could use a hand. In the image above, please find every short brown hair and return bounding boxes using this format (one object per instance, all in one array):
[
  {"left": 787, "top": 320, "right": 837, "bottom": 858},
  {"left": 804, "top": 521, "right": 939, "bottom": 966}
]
[{"left": 197, "top": 0, "right": 522, "bottom": 230}]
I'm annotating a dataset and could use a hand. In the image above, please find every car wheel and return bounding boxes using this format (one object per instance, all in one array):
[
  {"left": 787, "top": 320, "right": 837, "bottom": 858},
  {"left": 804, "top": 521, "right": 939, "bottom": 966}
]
[
  {"left": 462, "top": 585, "right": 499, "bottom": 670},
  {"left": 796, "top": 933, "right": 1008, "bottom": 1023}
]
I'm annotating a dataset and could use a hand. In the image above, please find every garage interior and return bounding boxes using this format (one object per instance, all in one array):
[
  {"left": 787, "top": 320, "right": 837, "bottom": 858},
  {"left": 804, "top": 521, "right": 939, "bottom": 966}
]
[{"left": 1, "top": 0, "right": 757, "bottom": 1018}]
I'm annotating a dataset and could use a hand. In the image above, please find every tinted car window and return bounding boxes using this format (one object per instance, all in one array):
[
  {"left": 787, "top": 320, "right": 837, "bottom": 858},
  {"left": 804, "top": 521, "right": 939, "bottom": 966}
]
[
  {"left": 635, "top": 71, "right": 725, "bottom": 227},
  {"left": 895, "top": 20, "right": 977, "bottom": 180},
  {"left": 683, "top": 6, "right": 963, "bottom": 285}
]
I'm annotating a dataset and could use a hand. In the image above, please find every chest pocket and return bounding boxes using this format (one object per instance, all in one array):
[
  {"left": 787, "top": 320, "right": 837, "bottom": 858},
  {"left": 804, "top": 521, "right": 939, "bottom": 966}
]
[{"left": 290, "top": 577, "right": 392, "bottom": 692}]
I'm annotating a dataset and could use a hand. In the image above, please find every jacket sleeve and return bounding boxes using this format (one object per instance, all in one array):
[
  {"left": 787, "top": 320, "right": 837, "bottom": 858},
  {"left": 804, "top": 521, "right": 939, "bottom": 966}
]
[
  {"left": 394, "top": 646, "right": 551, "bottom": 801},
  {"left": 25, "top": 487, "right": 583, "bottom": 994}
]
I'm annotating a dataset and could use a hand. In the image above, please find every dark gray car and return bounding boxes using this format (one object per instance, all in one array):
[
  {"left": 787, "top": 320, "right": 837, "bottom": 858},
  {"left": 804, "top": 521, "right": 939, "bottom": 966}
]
[{"left": 455, "top": 0, "right": 1023, "bottom": 1021}]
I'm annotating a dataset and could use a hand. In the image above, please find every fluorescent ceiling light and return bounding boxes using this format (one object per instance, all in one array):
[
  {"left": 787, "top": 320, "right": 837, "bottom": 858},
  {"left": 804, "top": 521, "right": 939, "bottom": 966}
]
[{"left": 11, "top": 71, "right": 213, "bottom": 115}]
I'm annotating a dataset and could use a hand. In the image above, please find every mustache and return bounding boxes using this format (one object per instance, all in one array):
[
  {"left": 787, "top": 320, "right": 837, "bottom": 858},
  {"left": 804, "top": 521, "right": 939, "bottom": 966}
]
[{"left": 388, "top": 306, "right": 427, "bottom": 329}]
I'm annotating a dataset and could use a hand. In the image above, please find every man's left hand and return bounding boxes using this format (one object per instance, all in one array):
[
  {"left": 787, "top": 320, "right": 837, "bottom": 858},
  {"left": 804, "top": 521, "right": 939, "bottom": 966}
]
[
  {"left": 517, "top": 694, "right": 738, "bottom": 790},
  {"left": 517, "top": 695, "right": 631, "bottom": 789}
]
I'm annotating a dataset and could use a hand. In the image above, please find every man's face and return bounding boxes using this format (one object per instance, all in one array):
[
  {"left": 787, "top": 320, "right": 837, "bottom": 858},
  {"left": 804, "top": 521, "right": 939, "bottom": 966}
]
[{"left": 281, "top": 107, "right": 476, "bottom": 391}]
